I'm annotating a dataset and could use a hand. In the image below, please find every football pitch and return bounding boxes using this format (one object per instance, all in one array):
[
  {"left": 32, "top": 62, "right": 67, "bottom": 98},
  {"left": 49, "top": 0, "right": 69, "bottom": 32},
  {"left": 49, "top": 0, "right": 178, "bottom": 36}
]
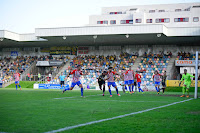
[{"left": 0, "top": 88, "right": 200, "bottom": 133}]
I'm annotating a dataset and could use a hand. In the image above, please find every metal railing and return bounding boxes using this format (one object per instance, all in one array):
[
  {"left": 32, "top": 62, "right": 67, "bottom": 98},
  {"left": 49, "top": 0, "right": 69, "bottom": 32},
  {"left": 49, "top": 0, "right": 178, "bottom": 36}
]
[{"left": 20, "top": 75, "right": 47, "bottom": 82}]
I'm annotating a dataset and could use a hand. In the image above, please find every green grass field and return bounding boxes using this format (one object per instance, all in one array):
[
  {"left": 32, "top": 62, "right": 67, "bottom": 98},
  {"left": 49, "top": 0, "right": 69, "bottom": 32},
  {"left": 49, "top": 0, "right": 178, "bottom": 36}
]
[{"left": 0, "top": 86, "right": 200, "bottom": 133}]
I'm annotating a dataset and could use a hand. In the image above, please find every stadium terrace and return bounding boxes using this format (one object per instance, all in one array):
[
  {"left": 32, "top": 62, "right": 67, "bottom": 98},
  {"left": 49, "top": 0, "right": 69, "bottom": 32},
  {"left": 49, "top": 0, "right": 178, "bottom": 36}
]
[{"left": 0, "top": 2, "right": 200, "bottom": 133}]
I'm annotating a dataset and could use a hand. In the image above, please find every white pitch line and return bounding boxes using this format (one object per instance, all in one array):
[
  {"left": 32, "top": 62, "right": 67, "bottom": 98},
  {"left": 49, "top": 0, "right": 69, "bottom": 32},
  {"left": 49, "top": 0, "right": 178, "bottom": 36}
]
[
  {"left": 60, "top": 99, "right": 171, "bottom": 103},
  {"left": 53, "top": 94, "right": 111, "bottom": 99},
  {"left": 44, "top": 98, "right": 193, "bottom": 133}
]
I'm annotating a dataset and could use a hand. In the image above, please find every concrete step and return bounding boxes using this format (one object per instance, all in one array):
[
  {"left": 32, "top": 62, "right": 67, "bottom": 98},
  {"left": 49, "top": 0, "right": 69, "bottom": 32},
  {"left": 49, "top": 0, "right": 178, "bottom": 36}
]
[
  {"left": 132, "top": 56, "right": 142, "bottom": 71},
  {"left": 166, "top": 56, "right": 176, "bottom": 80},
  {"left": 56, "top": 61, "right": 70, "bottom": 77},
  {"left": 3, "top": 81, "right": 15, "bottom": 88}
]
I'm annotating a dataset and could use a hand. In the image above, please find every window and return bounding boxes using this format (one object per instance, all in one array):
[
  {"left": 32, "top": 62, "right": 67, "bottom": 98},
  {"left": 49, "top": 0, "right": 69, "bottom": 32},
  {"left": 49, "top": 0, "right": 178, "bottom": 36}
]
[
  {"left": 135, "top": 19, "right": 142, "bottom": 23},
  {"left": 174, "top": 18, "right": 189, "bottom": 22},
  {"left": 149, "top": 10, "right": 155, "bottom": 13},
  {"left": 130, "top": 8, "right": 137, "bottom": 11},
  {"left": 128, "top": 20, "right": 133, "bottom": 24},
  {"left": 146, "top": 19, "right": 153, "bottom": 23},
  {"left": 97, "top": 21, "right": 108, "bottom": 24},
  {"left": 184, "top": 8, "right": 190, "bottom": 11},
  {"left": 110, "top": 20, "right": 116, "bottom": 24},
  {"left": 158, "top": 10, "right": 165, "bottom": 12},
  {"left": 175, "top": 9, "right": 181, "bottom": 12},
  {"left": 156, "top": 18, "right": 170, "bottom": 23},
  {"left": 121, "top": 20, "right": 126, "bottom": 24},
  {"left": 110, "top": 12, "right": 122, "bottom": 14},
  {"left": 193, "top": 17, "right": 199, "bottom": 22},
  {"left": 120, "top": 20, "right": 133, "bottom": 24},
  {"left": 192, "top": 5, "right": 200, "bottom": 8},
  {"left": 23, "top": 47, "right": 33, "bottom": 51},
  {"left": 103, "top": 21, "right": 108, "bottom": 24}
]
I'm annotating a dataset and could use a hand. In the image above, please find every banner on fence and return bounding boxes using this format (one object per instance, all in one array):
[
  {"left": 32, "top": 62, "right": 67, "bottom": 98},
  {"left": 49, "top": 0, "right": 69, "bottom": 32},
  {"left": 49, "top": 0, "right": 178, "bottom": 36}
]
[
  {"left": 167, "top": 80, "right": 200, "bottom": 87},
  {"left": 175, "top": 60, "right": 200, "bottom": 66},
  {"left": 38, "top": 84, "right": 69, "bottom": 89}
]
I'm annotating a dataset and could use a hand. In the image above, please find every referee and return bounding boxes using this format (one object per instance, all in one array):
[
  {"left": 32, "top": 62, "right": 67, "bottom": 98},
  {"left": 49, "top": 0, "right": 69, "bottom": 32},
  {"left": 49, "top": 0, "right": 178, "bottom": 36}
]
[
  {"left": 59, "top": 72, "right": 66, "bottom": 89},
  {"left": 97, "top": 71, "right": 107, "bottom": 96}
]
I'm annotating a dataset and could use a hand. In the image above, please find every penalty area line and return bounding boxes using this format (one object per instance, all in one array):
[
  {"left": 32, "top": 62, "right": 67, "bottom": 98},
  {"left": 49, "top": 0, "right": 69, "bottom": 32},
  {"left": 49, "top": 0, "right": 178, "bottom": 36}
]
[
  {"left": 61, "top": 99, "right": 172, "bottom": 103},
  {"left": 44, "top": 98, "right": 193, "bottom": 133},
  {"left": 53, "top": 94, "right": 111, "bottom": 99}
]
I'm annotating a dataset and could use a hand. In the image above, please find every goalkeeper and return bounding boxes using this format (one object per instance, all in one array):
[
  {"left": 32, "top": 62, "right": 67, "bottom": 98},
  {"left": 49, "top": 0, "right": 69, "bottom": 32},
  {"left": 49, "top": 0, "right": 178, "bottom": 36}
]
[{"left": 179, "top": 69, "right": 194, "bottom": 98}]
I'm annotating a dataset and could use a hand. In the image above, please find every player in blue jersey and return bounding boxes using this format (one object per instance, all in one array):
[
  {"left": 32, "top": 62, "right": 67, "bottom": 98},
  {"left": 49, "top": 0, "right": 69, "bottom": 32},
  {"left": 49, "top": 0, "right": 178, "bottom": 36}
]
[{"left": 59, "top": 72, "right": 66, "bottom": 89}]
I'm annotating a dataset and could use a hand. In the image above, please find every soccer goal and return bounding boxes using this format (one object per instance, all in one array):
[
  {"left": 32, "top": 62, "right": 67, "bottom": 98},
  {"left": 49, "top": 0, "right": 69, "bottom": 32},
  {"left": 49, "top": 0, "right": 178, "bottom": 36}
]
[{"left": 194, "top": 51, "right": 199, "bottom": 99}]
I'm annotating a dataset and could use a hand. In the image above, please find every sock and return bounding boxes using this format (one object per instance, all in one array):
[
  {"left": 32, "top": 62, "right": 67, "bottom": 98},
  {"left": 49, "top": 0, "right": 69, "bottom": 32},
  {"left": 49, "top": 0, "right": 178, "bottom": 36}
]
[
  {"left": 122, "top": 86, "right": 125, "bottom": 93},
  {"left": 182, "top": 86, "right": 186, "bottom": 95},
  {"left": 158, "top": 87, "right": 160, "bottom": 92},
  {"left": 186, "top": 88, "right": 189, "bottom": 95},
  {"left": 163, "top": 88, "right": 165, "bottom": 93},
  {"left": 18, "top": 85, "right": 21, "bottom": 88},
  {"left": 125, "top": 86, "right": 127, "bottom": 90},
  {"left": 16, "top": 85, "right": 18, "bottom": 90},
  {"left": 81, "top": 88, "right": 83, "bottom": 96},
  {"left": 139, "top": 88, "right": 144, "bottom": 92},
  {"left": 129, "top": 86, "right": 131, "bottom": 92},
  {"left": 132, "top": 85, "right": 134, "bottom": 92},
  {"left": 155, "top": 87, "right": 158, "bottom": 92},
  {"left": 103, "top": 86, "right": 105, "bottom": 93},
  {"left": 116, "top": 88, "right": 119, "bottom": 94},
  {"left": 109, "top": 89, "right": 112, "bottom": 95}
]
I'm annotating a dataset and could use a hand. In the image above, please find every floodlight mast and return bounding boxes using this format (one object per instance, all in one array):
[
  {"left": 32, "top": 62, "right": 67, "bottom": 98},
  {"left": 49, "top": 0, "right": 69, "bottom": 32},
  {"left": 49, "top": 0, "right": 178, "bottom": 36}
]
[{"left": 194, "top": 51, "right": 198, "bottom": 99}]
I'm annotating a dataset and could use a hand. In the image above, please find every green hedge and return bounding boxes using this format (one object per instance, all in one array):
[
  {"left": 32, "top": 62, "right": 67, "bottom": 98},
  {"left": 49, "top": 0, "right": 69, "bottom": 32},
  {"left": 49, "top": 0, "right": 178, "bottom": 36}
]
[{"left": 166, "top": 87, "right": 200, "bottom": 92}]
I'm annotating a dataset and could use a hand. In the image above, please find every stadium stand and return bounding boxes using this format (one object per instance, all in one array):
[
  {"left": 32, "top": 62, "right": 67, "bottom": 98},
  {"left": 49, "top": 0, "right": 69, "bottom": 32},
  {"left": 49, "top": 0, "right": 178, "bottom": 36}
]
[
  {"left": 60, "top": 52, "right": 138, "bottom": 87},
  {"left": 137, "top": 52, "right": 171, "bottom": 86},
  {"left": 0, "top": 56, "right": 37, "bottom": 84},
  {"left": 0, "top": 55, "right": 71, "bottom": 84},
  {"left": 176, "top": 51, "right": 200, "bottom": 60}
]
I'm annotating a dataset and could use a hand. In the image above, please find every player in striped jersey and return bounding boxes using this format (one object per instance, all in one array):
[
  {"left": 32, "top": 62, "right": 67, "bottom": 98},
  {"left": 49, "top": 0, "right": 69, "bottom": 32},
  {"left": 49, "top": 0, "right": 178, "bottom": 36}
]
[
  {"left": 105, "top": 67, "right": 121, "bottom": 97},
  {"left": 121, "top": 69, "right": 129, "bottom": 93},
  {"left": 153, "top": 70, "right": 162, "bottom": 94},
  {"left": 125, "top": 67, "right": 135, "bottom": 94},
  {"left": 62, "top": 65, "right": 87, "bottom": 97},
  {"left": 13, "top": 70, "right": 22, "bottom": 90}
]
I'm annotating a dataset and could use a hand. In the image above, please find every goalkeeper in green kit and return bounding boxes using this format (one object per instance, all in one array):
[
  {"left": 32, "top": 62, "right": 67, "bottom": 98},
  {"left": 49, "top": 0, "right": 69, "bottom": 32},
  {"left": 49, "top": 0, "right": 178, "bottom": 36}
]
[{"left": 179, "top": 69, "right": 194, "bottom": 98}]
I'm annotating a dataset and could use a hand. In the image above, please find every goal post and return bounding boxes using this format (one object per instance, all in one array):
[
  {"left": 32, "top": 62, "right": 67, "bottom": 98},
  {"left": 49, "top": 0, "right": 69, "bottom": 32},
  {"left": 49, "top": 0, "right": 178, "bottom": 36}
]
[{"left": 194, "top": 51, "right": 198, "bottom": 99}]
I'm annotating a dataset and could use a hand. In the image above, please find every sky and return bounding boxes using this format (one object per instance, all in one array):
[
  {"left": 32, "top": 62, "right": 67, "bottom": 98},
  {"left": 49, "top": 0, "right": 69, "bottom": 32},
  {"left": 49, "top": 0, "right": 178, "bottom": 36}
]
[{"left": 0, "top": 0, "right": 200, "bottom": 33}]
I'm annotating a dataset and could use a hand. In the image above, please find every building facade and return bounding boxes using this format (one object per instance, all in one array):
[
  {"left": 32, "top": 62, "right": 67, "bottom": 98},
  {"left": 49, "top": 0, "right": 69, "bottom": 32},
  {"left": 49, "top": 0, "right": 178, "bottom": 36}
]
[{"left": 89, "top": 3, "right": 200, "bottom": 27}]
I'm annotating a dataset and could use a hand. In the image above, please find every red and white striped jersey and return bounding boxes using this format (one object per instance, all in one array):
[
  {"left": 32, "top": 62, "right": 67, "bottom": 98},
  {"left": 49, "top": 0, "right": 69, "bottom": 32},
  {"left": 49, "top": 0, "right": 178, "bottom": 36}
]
[
  {"left": 125, "top": 70, "right": 134, "bottom": 80},
  {"left": 70, "top": 69, "right": 83, "bottom": 83},
  {"left": 14, "top": 73, "right": 20, "bottom": 81},
  {"left": 123, "top": 73, "right": 129, "bottom": 81},
  {"left": 153, "top": 74, "right": 161, "bottom": 82},
  {"left": 107, "top": 71, "right": 116, "bottom": 82}
]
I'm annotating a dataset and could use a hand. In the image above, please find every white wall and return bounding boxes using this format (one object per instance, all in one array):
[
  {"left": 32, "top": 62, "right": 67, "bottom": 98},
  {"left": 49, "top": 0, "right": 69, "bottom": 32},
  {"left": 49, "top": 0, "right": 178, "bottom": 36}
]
[{"left": 90, "top": 3, "right": 200, "bottom": 27}]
